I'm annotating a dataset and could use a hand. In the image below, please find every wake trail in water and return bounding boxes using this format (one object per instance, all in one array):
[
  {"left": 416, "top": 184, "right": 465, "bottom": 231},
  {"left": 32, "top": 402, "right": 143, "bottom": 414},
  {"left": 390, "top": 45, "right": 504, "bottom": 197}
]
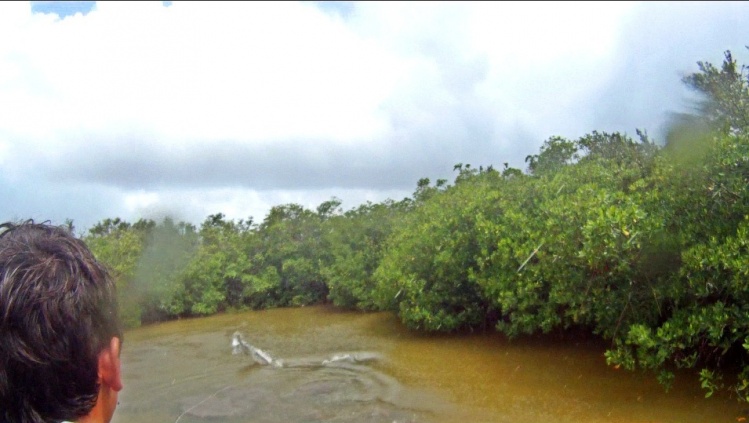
[{"left": 173, "top": 332, "right": 426, "bottom": 422}]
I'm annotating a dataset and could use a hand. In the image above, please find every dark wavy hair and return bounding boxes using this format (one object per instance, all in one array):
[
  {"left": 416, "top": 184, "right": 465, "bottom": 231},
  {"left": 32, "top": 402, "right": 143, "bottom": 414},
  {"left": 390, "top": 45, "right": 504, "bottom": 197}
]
[{"left": 0, "top": 220, "right": 123, "bottom": 423}]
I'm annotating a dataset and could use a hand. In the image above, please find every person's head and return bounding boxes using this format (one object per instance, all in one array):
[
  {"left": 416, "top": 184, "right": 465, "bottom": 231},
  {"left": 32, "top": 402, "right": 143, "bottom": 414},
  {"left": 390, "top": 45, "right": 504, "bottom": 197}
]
[{"left": 0, "top": 220, "right": 124, "bottom": 423}]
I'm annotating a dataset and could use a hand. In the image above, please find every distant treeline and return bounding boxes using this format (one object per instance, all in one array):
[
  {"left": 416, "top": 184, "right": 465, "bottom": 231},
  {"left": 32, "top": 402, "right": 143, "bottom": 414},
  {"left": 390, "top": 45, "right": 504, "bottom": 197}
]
[{"left": 84, "top": 49, "right": 749, "bottom": 400}]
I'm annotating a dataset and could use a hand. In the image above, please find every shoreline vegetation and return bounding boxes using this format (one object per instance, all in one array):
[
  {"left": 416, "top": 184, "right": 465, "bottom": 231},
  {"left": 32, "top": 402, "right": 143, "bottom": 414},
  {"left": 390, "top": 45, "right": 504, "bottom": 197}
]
[{"left": 83, "top": 49, "right": 749, "bottom": 401}]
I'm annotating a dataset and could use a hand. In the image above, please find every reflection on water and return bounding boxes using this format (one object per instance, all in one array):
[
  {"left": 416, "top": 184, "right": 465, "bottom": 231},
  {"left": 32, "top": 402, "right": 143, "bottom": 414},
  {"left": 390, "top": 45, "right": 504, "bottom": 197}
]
[{"left": 112, "top": 306, "right": 743, "bottom": 423}]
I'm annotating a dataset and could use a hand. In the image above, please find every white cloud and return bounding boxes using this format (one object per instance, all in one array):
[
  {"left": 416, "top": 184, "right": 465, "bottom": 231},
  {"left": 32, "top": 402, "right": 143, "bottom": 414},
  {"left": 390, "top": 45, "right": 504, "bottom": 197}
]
[{"left": 8, "top": 1, "right": 401, "bottom": 148}]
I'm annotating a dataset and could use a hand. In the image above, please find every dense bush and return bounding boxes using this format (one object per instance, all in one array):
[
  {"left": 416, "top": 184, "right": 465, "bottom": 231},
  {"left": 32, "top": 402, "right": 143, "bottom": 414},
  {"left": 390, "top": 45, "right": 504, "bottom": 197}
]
[
  {"left": 374, "top": 170, "right": 500, "bottom": 331},
  {"left": 323, "top": 199, "right": 410, "bottom": 310}
]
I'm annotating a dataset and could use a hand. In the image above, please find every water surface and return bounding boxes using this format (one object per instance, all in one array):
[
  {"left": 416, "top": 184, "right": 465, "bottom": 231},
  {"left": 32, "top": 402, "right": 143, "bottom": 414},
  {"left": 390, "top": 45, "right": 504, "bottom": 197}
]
[{"left": 112, "top": 306, "right": 742, "bottom": 423}]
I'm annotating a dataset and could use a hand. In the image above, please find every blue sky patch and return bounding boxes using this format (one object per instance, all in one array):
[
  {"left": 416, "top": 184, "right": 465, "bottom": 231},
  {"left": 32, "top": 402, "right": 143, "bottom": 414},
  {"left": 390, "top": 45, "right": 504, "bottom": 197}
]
[{"left": 31, "top": 1, "right": 96, "bottom": 18}]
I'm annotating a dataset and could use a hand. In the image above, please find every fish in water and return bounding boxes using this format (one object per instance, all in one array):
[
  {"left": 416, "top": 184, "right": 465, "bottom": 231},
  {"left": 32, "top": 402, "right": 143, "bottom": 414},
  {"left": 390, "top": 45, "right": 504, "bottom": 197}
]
[
  {"left": 232, "top": 331, "right": 281, "bottom": 367},
  {"left": 232, "top": 331, "right": 380, "bottom": 368}
]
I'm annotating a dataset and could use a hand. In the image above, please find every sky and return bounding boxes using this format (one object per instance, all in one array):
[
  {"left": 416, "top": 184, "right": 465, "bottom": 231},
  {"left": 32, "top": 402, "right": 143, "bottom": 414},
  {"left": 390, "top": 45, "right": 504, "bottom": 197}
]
[{"left": 1, "top": 1, "right": 748, "bottom": 233}]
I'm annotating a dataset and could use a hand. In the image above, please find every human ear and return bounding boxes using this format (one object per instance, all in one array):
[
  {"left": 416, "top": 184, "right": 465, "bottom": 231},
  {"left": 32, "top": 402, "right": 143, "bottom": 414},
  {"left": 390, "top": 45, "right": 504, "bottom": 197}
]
[{"left": 98, "top": 337, "right": 123, "bottom": 392}]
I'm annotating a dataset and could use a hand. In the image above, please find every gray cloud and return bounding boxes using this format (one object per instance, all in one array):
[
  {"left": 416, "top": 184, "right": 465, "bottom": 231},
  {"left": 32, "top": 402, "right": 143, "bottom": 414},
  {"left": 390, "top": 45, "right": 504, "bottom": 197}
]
[{"left": 46, "top": 137, "right": 408, "bottom": 190}]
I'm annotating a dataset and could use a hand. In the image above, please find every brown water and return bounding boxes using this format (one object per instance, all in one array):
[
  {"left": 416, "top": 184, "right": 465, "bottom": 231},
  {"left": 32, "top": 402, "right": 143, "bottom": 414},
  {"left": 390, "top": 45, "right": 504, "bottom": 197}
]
[{"left": 112, "top": 306, "right": 742, "bottom": 423}]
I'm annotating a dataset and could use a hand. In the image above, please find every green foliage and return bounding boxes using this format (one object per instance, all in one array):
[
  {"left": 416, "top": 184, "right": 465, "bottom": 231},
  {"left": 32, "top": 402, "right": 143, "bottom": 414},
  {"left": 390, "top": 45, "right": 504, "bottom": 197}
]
[
  {"left": 253, "top": 203, "right": 330, "bottom": 307},
  {"left": 525, "top": 136, "right": 578, "bottom": 175},
  {"left": 681, "top": 48, "right": 749, "bottom": 136},
  {"left": 473, "top": 132, "right": 663, "bottom": 339},
  {"left": 374, "top": 169, "right": 503, "bottom": 331},
  {"left": 322, "top": 200, "right": 409, "bottom": 310},
  {"left": 171, "top": 214, "right": 253, "bottom": 316},
  {"left": 85, "top": 218, "right": 150, "bottom": 328}
]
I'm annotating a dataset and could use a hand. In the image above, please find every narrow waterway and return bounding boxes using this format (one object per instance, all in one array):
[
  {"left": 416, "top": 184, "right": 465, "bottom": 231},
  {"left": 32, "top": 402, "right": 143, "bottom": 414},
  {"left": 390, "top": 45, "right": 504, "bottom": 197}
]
[{"left": 112, "top": 306, "right": 742, "bottom": 423}]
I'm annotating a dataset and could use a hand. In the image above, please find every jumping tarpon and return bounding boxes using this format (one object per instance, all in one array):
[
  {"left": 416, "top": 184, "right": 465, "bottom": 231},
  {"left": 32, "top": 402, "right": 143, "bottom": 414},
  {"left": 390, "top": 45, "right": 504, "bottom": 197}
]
[
  {"left": 232, "top": 331, "right": 281, "bottom": 367},
  {"left": 232, "top": 331, "right": 379, "bottom": 368}
]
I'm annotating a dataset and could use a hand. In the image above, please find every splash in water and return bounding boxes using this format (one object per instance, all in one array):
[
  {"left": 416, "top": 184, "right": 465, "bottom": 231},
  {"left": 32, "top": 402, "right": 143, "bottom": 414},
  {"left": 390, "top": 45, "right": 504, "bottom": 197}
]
[
  {"left": 231, "top": 331, "right": 282, "bottom": 367},
  {"left": 231, "top": 331, "right": 379, "bottom": 368}
]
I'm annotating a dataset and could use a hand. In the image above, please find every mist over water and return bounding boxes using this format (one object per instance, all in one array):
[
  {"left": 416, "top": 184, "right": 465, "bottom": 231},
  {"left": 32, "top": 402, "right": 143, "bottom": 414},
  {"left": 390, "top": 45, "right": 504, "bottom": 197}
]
[{"left": 113, "top": 306, "right": 743, "bottom": 423}]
